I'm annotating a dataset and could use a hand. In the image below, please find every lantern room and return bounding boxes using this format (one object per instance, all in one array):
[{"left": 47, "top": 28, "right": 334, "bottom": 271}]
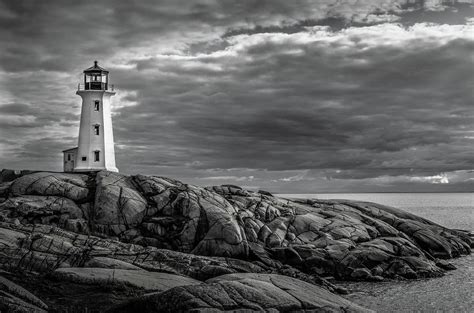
[{"left": 83, "top": 60, "right": 109, "bottom": 90}]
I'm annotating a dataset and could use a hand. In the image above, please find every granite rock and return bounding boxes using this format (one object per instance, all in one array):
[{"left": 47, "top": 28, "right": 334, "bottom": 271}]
[
  {"left": 0, "top": 170, "right": 471, "bottom": 311},
  {"left": 9, "top": 172, "right": 90, "bottom": 202}
]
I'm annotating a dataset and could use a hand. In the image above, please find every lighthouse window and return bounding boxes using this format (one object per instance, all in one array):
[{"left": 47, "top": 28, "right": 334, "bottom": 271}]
[
  {"left": 94, "top": 125, "right": 100, "bottom": 135},
  {"left": 81, "top": 156, "right": 87, "bottom": 161},
  {"left": 94, "top": 151, "right": 100, "bottom": 162},
  {"left": 67, "top": 154, "right": 71, "bottom": 161},
  {"left": 94, "top": 100, "right": 100, "bottom": 111}
]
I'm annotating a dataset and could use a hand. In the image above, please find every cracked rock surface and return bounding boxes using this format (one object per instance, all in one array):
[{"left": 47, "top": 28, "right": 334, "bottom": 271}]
[
  {"left": 110, "top": 273, "right": 369, "bottom": 313},
  {"left": 0, "top": 170, "right": 471, "bottom": 312}
]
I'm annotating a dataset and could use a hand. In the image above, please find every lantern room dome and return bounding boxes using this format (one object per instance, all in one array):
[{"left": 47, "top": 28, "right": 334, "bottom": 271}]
[{"left": 84, "top": 60, "right": 109, "bottom": 74}]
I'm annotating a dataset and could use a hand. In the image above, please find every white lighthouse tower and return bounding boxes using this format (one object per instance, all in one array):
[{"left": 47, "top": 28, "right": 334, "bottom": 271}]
[{"left": 62, "top": 61, "right": 118, "bottom": 172}]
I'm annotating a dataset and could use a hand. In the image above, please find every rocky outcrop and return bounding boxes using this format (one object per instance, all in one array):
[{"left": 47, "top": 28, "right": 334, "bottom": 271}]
[{"left": 0, "top": 170, "right": 471, "bottom": 312}]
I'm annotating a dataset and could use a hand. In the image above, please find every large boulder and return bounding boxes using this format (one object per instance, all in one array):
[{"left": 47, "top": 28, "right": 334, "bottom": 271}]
[
  {"left": 0, "top": 195, "right": 87, "bottom": 232},
  {"left": 9, "top": 172, "right": 90, "bottom": 202},
  {"left": 131, "top": 175, "right": 249, "bottom": 257},
  {"left": 93, "top": 171, "right": 148, "bottom": 236}
]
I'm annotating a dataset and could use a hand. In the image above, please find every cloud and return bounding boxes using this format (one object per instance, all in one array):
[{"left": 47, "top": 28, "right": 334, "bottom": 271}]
[
  {"left": 0, "top": 0, "right": 473, "bottom": 192},
  {"left": 111, "top": 23, "right": 474, "bottom": 175},
  {"left": 273, "top": 170, "right": 311, "bottom": 182},
  {"left": 201, "top": 175, "right": 255, "bottom": 182},
  {"left": 410, "top": 173, "right": 450, "bottom": 184}
]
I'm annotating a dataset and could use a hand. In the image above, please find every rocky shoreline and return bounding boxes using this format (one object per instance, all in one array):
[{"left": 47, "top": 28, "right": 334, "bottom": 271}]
[{"left": 0, "top": 169, "right": 471, "bottom": 312}]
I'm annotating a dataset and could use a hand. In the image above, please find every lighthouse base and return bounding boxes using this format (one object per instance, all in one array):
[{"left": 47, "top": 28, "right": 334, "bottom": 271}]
[{"left": 74, "top": 166, "right": 119, "bottom": 173}]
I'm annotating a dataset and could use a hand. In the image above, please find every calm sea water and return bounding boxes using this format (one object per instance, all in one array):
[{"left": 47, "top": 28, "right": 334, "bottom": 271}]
[{"left": 279, "top": 193, "right": 474, "bottom": 313}]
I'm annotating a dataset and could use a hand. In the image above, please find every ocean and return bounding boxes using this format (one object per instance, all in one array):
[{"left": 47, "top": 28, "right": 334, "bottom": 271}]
[{"left": 279, "top": 193, "right": 474, "bottom": 313}]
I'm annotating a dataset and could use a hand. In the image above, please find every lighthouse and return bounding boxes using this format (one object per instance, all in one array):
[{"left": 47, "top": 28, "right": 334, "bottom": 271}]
[{"left": 62, "top": 61, "right": 118, "bottom": 172}]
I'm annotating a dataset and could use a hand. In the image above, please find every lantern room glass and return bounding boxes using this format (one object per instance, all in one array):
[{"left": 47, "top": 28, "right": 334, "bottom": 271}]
[
  {"left": 84, "top": 73, "right": 108, "bottom": 90},
  {"left": 83, "top": 61, "right": 109, "bottom": 90}
]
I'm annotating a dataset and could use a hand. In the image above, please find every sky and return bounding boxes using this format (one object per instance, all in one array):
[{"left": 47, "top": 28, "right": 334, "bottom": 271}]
[{"left": 0, "top": 0, "right": 473, "bottom": 193}]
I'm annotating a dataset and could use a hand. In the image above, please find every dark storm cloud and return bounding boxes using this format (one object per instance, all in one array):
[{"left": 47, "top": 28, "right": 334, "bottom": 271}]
[
  {"left": 0, "top": 0, "right": 473, "bottom": 192},
  {"left": 110, "top": 25, "right": 473, "bottom": 182},
  {"left": 1, "top": 0, "right": 468, "bottom": 73}
]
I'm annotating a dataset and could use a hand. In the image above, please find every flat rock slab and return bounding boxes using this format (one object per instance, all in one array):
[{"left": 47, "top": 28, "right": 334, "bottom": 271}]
[
  {"left": 84, "top": 257, "right": 143, "bottom": 270},
  {"left": 109, "top": 273, "right": 372, "bottom": 312},
  {"left": 51, "top": 267, "right": 201, "bottom": 292}
]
